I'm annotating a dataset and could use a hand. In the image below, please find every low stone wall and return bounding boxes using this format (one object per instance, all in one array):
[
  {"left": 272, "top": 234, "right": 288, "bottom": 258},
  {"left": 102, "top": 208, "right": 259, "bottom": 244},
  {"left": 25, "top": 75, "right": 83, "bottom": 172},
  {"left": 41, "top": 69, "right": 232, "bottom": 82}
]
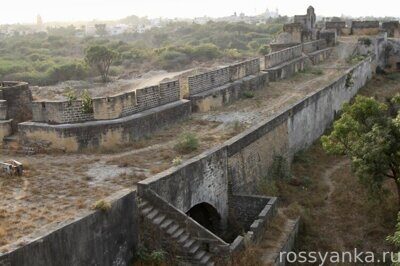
[
  {"left": 229, "top": 58, "right": 260, "bottom": 81},
  {"left": 273, "top": 218, "right": 300, "bottom": 266},
  {"left": 326, "top": 21, "right": 346, "bottom": 33},
  {"left": 383, "top": 21, "right": 400, "bottom": 38},
  {"left": 0, "top": 81, "right": 32, "bottom": 131},
  {"left": 308, "top": 48, "right": 333, "bottom": 64},
  {"left": 319, "top": 31, "right": 337, "bottom": 47},
  {"left": 0, "top": 189, "right": 139, "bottom": 266},
  {"left": 351, "top": 21, "right": 380, "bottom": 35},
  {"left": 265, "top": 56, "right": 308, "bottom": 82},
  {"left": 32, "top": 100, "right": 95, "bottom": 124},
  {"left": 264, "top": 44, "right": 303, "bottom": 69},
  {"left": 229, "top": 195, "right": 276, "bottom": 233},
  {"left": 188, "top": 58, "right": 260, "bottom": 96},
  {"left": 0, "top": 100, "right": 7, "bottom": 120},
  {"left": 189, "top": 72, "right": 268, "bottom": 112},
  {"left": 188, "top": 67, "right": 230, "bottom": 96},
  {"left": 32, "top": 80, "right": 180, "bottom": 124},
  {"left": 270, "top": 43, "right": 300, "bottom": 52},
  {"left": 19, "top": 100, "right": 191, "bottom": 152},
  {"left": 302, "top": 39, "right": 327, "bottom": 54},
  {"left": 0, "top": 120, "right": 12, "bottom": 142}
]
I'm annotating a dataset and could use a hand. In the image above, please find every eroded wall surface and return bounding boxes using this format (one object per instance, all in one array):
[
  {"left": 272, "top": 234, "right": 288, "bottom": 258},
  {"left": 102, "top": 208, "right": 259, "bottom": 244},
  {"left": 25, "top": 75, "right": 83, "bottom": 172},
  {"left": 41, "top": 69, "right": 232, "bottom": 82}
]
[{"left": 0, "top": 190, "right": 138, "bottom": 266}]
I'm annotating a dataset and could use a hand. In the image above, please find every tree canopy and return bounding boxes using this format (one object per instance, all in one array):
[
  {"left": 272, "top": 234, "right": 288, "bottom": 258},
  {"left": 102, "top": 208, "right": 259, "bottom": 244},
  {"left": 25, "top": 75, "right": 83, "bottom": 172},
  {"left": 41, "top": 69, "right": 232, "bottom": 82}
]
[
  {"left": 322, "top": 95, "right": 400, "bottom": 204},
  {"left": 85, "top": 45, "right": 118, "bottom": 83}
]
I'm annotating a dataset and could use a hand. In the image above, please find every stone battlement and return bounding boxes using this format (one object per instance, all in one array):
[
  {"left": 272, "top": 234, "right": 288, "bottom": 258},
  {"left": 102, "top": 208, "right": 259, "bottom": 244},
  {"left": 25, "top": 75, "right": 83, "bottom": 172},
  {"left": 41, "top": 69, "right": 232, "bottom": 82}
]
[
  {"left": 31, "top": 80, "right": 180, "bottom": 124},
  {"left": 188, "top": 58, "right": 260, "bottom": 96}
]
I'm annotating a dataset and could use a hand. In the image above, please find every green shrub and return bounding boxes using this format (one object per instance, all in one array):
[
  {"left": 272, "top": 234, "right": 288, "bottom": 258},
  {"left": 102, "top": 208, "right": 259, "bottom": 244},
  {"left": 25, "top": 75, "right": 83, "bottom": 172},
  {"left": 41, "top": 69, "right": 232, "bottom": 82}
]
[
  {"left": 64, "top": 89, "right": 77, "bottom": 105},
  {"left": 48, "top": 61, "right": 89, "bottom": 83},
  {"left": 310, "top": 68, "right": 324, "bottom": 75},
  {"left": 358, "top": 37, "right": 372, "bottom": 46},
  {"left": 175, "top": 133, "right": 199, "bottom": 154},
  {"left": 192, "top": 43, "right": 221, "bottom": 60},
  {"left": 81, "top": 90, "right": 93, "bottom": 114},
  {"left": 242, "top": 91, "right": 255, "bottom": 98},
  {"left": 268, "top": 155, "right": 291, "bottom": 180},
  {"left": 136, "top": 246, "right": 167, "bottom": 265},
  {"left": 258, "top": 45, "right": 271, "bottom": 55}
]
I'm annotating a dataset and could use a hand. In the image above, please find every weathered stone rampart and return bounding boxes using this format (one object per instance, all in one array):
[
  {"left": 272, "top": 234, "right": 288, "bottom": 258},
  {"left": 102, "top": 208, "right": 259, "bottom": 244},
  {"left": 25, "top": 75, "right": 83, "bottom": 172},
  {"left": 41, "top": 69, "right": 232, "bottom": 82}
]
[
  {"left": 351, "top": 21, "right": 380, "bottom": 35},
  {"left": 302, "top": 39, "right": 327, "bottom": 53},
  {"left": 188, "top": 58, "right": 260, "bottom": 96},
  {"left": 264, "top": 44, "right": 303, "bottom": 69},
  {"left": 19, "top": 100, "right": 191, "bottom": 152},
  {"left": 32, "top": 80, "right": 180, "bottom": 124},
  {"left": 1, "top": 54, "right": 374, "bottom": 266},
  {"left": 0, "top": 189, "right": 138, "bottom": 266}
]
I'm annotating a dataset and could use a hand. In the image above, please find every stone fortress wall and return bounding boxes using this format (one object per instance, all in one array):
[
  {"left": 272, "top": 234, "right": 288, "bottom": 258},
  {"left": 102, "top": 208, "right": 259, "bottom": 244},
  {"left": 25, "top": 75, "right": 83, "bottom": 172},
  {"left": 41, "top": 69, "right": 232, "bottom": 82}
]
[
  {"left": 15, "top": 40, "right": 337, "bottom": 151},
  {"left": 0, "top": 30, "right": 381, "bottom": 265}
]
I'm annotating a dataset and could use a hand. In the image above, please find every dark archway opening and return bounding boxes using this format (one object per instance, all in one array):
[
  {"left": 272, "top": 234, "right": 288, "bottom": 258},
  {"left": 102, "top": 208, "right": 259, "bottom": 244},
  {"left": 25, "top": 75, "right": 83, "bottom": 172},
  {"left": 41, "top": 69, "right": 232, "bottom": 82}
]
[{"left": 186, "top": 203, "right": 221, "bottom": 236}]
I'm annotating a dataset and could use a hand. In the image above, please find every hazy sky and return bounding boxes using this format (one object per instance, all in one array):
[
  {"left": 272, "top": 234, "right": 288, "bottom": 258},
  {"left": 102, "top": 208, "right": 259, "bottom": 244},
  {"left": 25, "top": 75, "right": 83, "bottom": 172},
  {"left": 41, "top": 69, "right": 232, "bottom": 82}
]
[{"left": 2, "top": 0, "right": 400, "bottom": 24}]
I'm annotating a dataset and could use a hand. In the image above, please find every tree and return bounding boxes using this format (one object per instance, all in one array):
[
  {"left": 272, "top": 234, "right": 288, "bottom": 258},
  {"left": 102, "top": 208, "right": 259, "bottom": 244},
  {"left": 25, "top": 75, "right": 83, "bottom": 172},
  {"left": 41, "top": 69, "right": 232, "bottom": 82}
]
[
  {"left": 95, "top": 24, "right": 107, "bottom": 36},
  {"left": 387, "top": 213, "right": 400, "bottom": 265},
  {"left": 321, "top": 95, "right": 400, "bottom": 205},
  {"left": 85, "top": 45, "right": 118, "bottom": 83}
]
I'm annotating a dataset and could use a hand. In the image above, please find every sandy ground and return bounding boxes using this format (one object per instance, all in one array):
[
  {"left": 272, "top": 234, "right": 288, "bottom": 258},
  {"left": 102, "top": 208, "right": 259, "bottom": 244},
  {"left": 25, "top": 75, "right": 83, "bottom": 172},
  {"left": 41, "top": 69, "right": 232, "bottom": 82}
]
[{"left": 0, "top": 43, "right": 357, "bottom": 252}]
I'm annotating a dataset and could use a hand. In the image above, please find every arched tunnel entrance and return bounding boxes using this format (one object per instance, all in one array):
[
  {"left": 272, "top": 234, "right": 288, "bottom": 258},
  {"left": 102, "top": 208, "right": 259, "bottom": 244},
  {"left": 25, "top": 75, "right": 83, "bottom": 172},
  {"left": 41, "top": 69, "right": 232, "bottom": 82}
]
[{"left": 186, "top": 203, "right": 222, "bottom": 236}]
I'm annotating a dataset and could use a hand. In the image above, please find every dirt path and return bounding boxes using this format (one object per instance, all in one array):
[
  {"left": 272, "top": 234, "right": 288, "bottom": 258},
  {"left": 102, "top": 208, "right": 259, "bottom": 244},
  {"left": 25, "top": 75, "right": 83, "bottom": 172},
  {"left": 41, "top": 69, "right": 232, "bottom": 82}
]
[
  {"left": 322, "top": 160, "right": 349, "bottom": 201},
  {"left": 320, "top": 159, "right": 349, "bottom": 250}
]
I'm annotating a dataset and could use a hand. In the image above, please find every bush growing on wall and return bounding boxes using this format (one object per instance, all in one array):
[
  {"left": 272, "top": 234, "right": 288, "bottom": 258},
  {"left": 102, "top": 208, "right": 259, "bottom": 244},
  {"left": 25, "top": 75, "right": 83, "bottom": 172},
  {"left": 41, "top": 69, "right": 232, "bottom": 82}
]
[
  {"left": 81, "top": 90, "right": 93, "bottom": 114},
  {"left": 174, "top": 132, "right": 199, "bottom": 154}
]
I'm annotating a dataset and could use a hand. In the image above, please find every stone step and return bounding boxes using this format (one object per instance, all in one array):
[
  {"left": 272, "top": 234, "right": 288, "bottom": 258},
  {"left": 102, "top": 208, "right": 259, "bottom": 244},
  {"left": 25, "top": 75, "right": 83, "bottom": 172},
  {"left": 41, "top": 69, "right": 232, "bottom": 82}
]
[
  {"left": 189, "top": 243, "right": 201, "bottom": 255},
  {"left": 160, "top": 219, "right": 173, "bottom": 230},
  {"left": 194, "top": 250, "right": 206, "bottom": 260},
  {"left": 177, "top": 233, "right": 190, "bottom": 244},
  {"left": 137, "top": 197, "right": 215, "bottom": 265},
  {"left": 141, "top": 206, "right": 153, "bottom": 216},
  {"left": 172, "top": 228, "right": 185, "bottom": 239},
  {"left": 147, "top": 209, "right": 159, "bottom": 219},
  {"left": 183, "top": 238, "right": 196, "bottom": 249},
  {"left": 152, "top": 214, "right": 166, "bottom": 225},
  {"left": 200, "top": 253, "right": 212, "bottom": 265},
  {"left": 138, "top": 201, "right": 148, "bottom": 209},
  {"left": 167, "top": 224, "right": 180, "bottom": 235}
]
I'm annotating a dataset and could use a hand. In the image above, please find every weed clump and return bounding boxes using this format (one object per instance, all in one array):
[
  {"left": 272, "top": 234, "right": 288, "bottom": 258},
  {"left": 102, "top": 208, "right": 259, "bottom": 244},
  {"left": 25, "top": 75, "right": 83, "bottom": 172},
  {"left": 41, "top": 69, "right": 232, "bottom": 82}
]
[
  {"left": 136, "top": 246, "right": 167, "bottom": 265},
  {"left": 81, "top": 89, "right": 93, "bottom": 114},
  {"left": 172, "top": 156, "right": 182, "bottom": 166},
  {"left": 93, "top": 200, "right": 111, "bottom": 212},
  {"left": 242, "top": 91, "right": 255, "bottom": 98},
  {"left": 174, "top": 133, "right": 199, "bottom": 154}
]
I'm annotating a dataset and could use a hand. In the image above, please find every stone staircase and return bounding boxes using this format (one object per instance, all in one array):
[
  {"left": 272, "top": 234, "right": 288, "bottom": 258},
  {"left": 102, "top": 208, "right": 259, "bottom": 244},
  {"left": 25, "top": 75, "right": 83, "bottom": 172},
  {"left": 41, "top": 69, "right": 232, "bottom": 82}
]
[
  {"left": 139, "top": 199, "right": 215, "bottom": 265},
  {"left": 1, "top": 135, "right": 36, "bottom": 155}
]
